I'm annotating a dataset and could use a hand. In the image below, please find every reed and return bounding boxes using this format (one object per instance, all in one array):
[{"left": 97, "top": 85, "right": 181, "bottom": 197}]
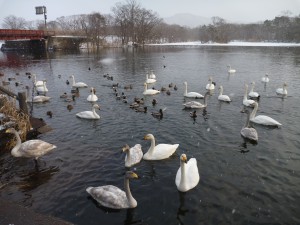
[{"left": 0, "top": 96, "right": 31, "bottom": 150}]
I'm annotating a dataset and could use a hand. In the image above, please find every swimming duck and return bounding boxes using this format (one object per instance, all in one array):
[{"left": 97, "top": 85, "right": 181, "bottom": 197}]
[{"left": 151, "top": 109, "right": 163, "bottom": 119}]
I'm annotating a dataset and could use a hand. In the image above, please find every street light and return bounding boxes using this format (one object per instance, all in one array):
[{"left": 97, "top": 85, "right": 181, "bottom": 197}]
[{"left": 35, "top": 6, "right": 47, "bottom": 29}]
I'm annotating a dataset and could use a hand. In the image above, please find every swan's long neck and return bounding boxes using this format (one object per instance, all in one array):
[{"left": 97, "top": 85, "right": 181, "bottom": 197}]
[
  {"left": 124, "top": 177, "right": 136, "bottom": 207},
  {"left": 250, "top": 83, "right": 255, "bottom": 92},
  {"left": 92, "top": 106, "right": 97, "bottom": 117},
  {"left": 71, "top": 76, "right": 76, "bottom": 86},
  {"left": 148, "top": 137, "right": 156, "bottom": 156},
  {"left": 244, "top": 111, "right": 251, "bottom": 128},
  {"left": 283, "top": 84, "right": 286, "bottom": 91},
  {"left": 144, "top": 84, "right": 147, "bottom": 92},
  {"left": 184, "top": 83, "right": 187, "bottom": 95},
  {"left": 203, "top": 93, "right": 208, "bottom": 106},
  {"left": 219, "top": 86, "right": 223, "bottom": 96},
  {"left": 244, "top": 85, "right": 248, "bottom": 100},
  {"left": 179, "top": 161, "right": 187, "bottom": 189},
  {"left": 11, "top": 130, "right": 22, "bottom": 157},
  {"left": 250, "top": 103, "right": 258, "bottom": 119}
]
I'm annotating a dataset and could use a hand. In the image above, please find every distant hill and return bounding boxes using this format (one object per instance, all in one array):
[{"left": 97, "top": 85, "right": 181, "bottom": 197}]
[{"left": 163, "top": 13, "right": 211, "bottom": 28}]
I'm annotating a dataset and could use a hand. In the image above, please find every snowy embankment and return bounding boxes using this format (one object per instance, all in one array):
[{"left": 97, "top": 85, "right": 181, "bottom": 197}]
[{"left": 146, "top": 41, "right": 300, "bottom": 47}]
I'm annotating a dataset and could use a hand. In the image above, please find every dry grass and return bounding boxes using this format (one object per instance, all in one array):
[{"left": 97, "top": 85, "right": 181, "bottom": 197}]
[{"left": 0, "top": 96, "right": 31, "bottom": 150}]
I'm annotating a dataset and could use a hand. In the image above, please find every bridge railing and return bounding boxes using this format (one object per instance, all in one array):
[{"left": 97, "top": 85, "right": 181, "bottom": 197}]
[{"left": 0, "top": 29, "right": 55, "bottom": 40}]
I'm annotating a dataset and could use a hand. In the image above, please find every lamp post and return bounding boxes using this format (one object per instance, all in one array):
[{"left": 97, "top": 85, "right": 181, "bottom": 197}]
[{"left": 35, "top": 6, "right": 47, "bottom": 30}]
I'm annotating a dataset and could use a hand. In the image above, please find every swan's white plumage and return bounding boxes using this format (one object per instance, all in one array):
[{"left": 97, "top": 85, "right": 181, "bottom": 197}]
[
  {"left": 227, "top": 65, "right": 236, "bottom": 73},
  {"left": 175, "top": 154, "right": 200, "bottom": 192},
  {"left": 145, "top": 74, "right": 156, "bottom": 84},
  {"left": 87, "top": 87, "right": 98, "bottom": 102},
  {"left": 183, "top": 101, "right": 205, "bottom": 109},
  {"left": 183, "top": 81, "right": 203, "bottom": 98},
  {"left": 248, "top": 82, "right": 260, "bottom": 98},
  {"left": 143, "top": 83, "right": 160, "bottom": 95},
  {"left": 86, "top": 171, "right": 138, "bottom": 209},
  {"left": 243, "top": 84, "right": 255, "bottom": 107},
  {"left": 32, "top": 74, "right": 43, "bottom": 87},
  {"left": 218, "top": 85, "right": 231, "bottom": 102},
  {"left": 36, "top": 81, "right": 48, "bottom": 93},
  {"left": 261, "top": 74, "right": 269, "bottom": 83},
  {"left": 250, "top": 102, "right": 282, "bottom": 126},
  {"left": 70, "top": 75, "right": 88, "bottom": 88},
  {"left": 276, "top": 82, "right": 288, "bottom": 96},
  {"left": 241, "top": 110, "right": 258, "bottom": 141},
  {"left": 123, "top": 144, "right": 143, "bottom": 167},
  {"left": 143, "top": 134, "right": 179, "bottom": 160},
  {"left": 76, "top": 104, "right": 100, "bottom": 119},
  {"left": 148, "top": 71, "right": 156, "bottom": 79},
  {"left": 5, "top": 128, "right": 56, "bottom": 160},
  {"left": 205, "top": 77, "right": 215, "bottom": 90}
]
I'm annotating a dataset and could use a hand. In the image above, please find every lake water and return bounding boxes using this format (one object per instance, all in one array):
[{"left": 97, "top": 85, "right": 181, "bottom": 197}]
[{"left": 0, "top": 45, "right": 300, "bottom": 225}]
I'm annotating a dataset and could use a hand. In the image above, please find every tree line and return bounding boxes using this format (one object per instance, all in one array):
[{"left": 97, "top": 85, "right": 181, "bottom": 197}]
[{"left": 2, "top": 0, "right": 300, "bottom": 48}]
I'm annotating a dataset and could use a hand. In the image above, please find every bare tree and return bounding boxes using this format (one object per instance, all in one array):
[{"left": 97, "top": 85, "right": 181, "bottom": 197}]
[{"left": 2, "top": 15, "right": 27, "bottom": 29}]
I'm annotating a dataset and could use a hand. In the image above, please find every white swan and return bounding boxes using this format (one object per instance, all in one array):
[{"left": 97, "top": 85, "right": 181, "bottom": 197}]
[
  {"left": 248, "top": 82, "right": 260, "bottom": 99},
  {"left": 183, "top": 92, "right": 209, "bottom": 109},
  {"left": 227, "top": 65, "right": 236, "bottom": 73},
  {"left": 250, "top": 102, "right": 282, "bottom": 126},
  {"left": 240, "top": 110, "right": 258, "bottom": 141},
  {"left": 76, "top": 104, "right": 100, "bottom": 119},
  {"left": 243, "top": 84, "right": 255, "bottom": 107},
  {"left": 5, "top": 128, "right": 56, "bottom": 160},
  {"left": 87, "top": 87, "right": 98, "bottom": 102},
  {"left": 145, "top": 74, "right": 156, "bottom": 84},
  {"left": 25, "top": 86, "right": 51, "bottom": 103},
  {"left": 122, "top": 144, "right": 143, "bottom": 167},
  {"left": 86, "top": 171, "right": 138, "bottom": 209},
  {"left": 261, "top": 73, "right": 269, "bottom": 83},
  {"left": 32, "top": 74, "right": 43, "bottom": 87},
  {"left": 205, "top": 77, "right": 215, "bottom": 90},
  {"left": 36, "top": 80, "right": 48, "bottom": 93},
  {"left": 218, "top": 85, "right": 231, "bottom": 102},
  {"left": 143, "top": 134, "right": 179, "bottom": 160},
  {"left": 143, "top": 83, "right": 160, "bottom": 95},
  {"left": 69, "top": 75, "right": 88, "bottom": 88},
  {"left": 276, "top": 82, "right": 288, "bottom": 96},
  {"left": 149, "top": 71, "right": 156, "bottom": 79},
  {"left": 183, "top": 81, "right": 203, "bottom": 98},
  {"left": 175, "top": 154, "right": 200, "bottom": 192}
]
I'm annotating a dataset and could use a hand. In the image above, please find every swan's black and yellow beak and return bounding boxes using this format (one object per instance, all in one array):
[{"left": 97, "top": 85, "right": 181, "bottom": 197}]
[
  {"left": 181, "top": 154, "right": 187, "bottom": 163},
  {"left": 5, "top": 128, "right": 13, "bottom": 134}
]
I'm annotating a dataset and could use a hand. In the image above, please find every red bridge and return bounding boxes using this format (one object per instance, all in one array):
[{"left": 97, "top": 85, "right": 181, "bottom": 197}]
[{"left": 0, "top": 29, "right": 55, "bottom": 40}]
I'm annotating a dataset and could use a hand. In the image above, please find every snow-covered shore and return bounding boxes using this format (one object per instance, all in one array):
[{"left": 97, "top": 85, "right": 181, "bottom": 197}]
[{"left": 146, "top": 41, "right": 300, "bottom": 47}]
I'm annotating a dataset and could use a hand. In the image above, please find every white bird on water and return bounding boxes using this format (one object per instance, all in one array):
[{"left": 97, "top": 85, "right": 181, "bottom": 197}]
[
  {"left": 76, "top": 104, "right": 100, "bottom": 119},
  {"left": 183, "top": 81, "right": 203, "bottom": 99},
  {"left": 87, "top": 87, "right": 98, "bottom": 102},
  {"left": 261, "top": 73, "right": 269, "bottom": 83},
  {"left": 86, "top": 171, "right": 138, "bottom": 209},
  {"left": 248, "top": 82, "right": 260, "bottom": 99},
  {"left": 122, "top": 144, "right": 143, "bottom": 167},
  {"left": 227, "top": 65, "right": 236, "bottom": 73},
  {"left": 276, "top": 82, "right": 288, "bottom": 96},
  {"left": 175, "top": 154, "right": 200, "bottom": 192},
  {"left": 218, "top": 85, "right": 231, "bottom": 102},
  {"left": 69, "top": 75, "right": 88, "bottom": 88},
  {"left": 243, "top": 84, "right": 255, "bottom": 107},
  {"left": 250, "top": 102, "right": 282, "bottom": 127},
  {"left": 240, "top": 110, "right": 258, "bottom": 142}
]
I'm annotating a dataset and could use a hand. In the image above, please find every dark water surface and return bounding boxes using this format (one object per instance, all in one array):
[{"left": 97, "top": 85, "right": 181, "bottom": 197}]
[{"left": 0, "top": 46, "right": 300, "bottom": 225}]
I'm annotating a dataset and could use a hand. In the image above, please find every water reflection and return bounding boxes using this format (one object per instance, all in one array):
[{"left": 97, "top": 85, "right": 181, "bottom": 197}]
[
  {"left": 176, "top": 192, "right": 189, "bottom": 225},
  {"left": 17, "top": 166, "right": 60, "bottom": 192},
  {"left": 123, "top": 208, "right": 142, "bottom": 225}
]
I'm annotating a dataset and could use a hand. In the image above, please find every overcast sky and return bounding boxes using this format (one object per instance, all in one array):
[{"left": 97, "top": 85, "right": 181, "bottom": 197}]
[{"left": 0, "top": 0, "right": 299, "bottom": 25}]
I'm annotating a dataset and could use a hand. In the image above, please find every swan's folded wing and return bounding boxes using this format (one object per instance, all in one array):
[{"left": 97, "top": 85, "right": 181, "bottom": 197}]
[
  {"left": 155, "top": 144, "right": 179, "bottom": 159},
  {"left": 175, "top": 168, "right": 181, "bottom": 187},
  {"left": 187, "top": 158, "right": 200, "bottom": 188},
  {"left": 20, "top": 140, "right": 56, "bottom": 158}
]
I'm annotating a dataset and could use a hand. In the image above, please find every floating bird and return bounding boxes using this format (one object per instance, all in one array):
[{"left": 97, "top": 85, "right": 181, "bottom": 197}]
[
  {"left": 183, "top": 92, "right": 209, "bottom": 109},
  {"left": 66, "top": 80, "right": 70, "bottom": 85},
  {"left": 152, "top": 99, "right": 157, "bottom": 106},
  {"left": 261, "top": 73, "right": 269, "bottom": 83},
  {"left": 227, "top": 65, "right": 236, "bottom": 73},
  {"left": 175, "top": 154, "right": 200, "bottom": 192},
  {"left": 174, "top": 85, "right": 178, "bottom": 91},
  {"left": 46, "top": 111, "right": 53, "bottom": 118},
  {"left": 36, "top": 80, "right": 48, "bottom": 93},
  {"left": 148, "top": 71, "right": 156, "bottom": 79},
  {"left": 145, "top": 74, "right": 156, "bottom": 84},
  {"left": 32, "top": 74, "right": 43, "bottom": 87},
  {"left": 5, "top": 128, "right": 56, "bottom": 162},
  {"left": 218, "top": 85, "right": 231, "bottom": 102},
  {"left": 143, "top": 83, "right": 160, "bottom": 95},
  {"left": 25, "top": 86, "right": 51, "bottom": 103},
  {"left": 69, "top": 75, "right": 88, "bottom": 88},
  {"left": 86, "top": 171, "right": 138, "bottom": 209},
  {"left": 243, "top": 84, "right": 255, "bottom": 107},
  {"left": 67, "top": 104, "right": 73, "bottom": 111},
  {"left": 276, "top": 82, "right": 288, "bottom": 96},
  {"left": 151, "top": 108, "right": 163, "bottom": 119},
  {"left": 206, "top": 77, "right": 215, "bottom": 90},
  {"left": 250, "top": 102, "right": 282, "bottom": 126},
  {"left": 190, "top": 110, "right": 197, "bottom": 118},
  {"left": 143, "top": 134, "right": 179, "bottom": 160},
  {"left": 60, "top": 92, "right": 68, "bottom": 98},
  {"left": 122, "top": 144, "right": 143, "bottom": 167},
  {"left": 183, "top": 81, "right": 203, "bottom": 99},
  {"left": 248, "top": 82, "right": 260, "bottom": 99},
  {"left": 241, "top": 110, "right": 258, "bottom": 142},
  {"left": 76, "top": 104, "right": 100, "bottom": 119},
  {"left": 135, "top": 106, "right": 147, "bottom": 113},
  {"left": 87, "top": 87, "right": 98, "bottom": 102}
]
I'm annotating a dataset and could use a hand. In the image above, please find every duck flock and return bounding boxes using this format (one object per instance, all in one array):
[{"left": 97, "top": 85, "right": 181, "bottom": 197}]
[{"left": 1, "top": 64, "right": 288, "bottom": 210}]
